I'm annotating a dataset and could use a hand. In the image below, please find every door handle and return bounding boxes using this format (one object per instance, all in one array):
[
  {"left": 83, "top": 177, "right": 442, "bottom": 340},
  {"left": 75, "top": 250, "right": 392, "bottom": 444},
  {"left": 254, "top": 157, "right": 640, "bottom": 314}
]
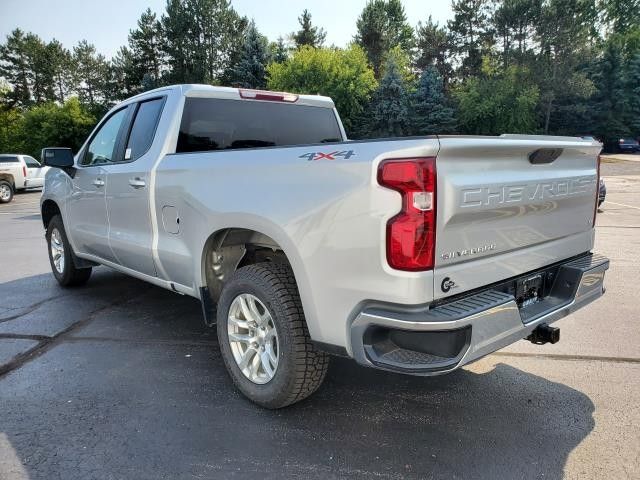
[
  {"left": 93, "top": 178, "right": 105, "bottom": 187},
  {"left": 128, "top": 177, "right": 146, "bottom": 189}
]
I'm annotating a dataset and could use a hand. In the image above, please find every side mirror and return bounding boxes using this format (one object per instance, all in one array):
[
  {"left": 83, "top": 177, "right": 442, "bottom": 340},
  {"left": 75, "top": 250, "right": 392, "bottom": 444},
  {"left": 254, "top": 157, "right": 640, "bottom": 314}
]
[{"left": 41, "top": 148, "right": 75, "bottom": 168}]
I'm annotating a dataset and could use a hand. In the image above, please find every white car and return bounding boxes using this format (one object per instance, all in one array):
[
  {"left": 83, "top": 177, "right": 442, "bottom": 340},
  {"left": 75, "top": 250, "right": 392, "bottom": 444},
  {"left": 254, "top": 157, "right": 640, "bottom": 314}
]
[{"left": 0, "top": 154, "right": 50, "bottom": 203}]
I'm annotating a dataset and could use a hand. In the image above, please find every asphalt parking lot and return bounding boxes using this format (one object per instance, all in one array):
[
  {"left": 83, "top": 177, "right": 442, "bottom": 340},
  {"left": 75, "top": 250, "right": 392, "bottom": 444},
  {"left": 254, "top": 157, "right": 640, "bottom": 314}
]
[{"left": 1, "top": 161, "right": 639, "bottom": 480}]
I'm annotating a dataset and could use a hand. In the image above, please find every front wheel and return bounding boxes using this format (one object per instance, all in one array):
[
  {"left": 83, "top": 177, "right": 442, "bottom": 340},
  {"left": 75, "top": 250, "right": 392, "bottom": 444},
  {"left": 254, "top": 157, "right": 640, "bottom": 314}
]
[
  {"left": 46, "top": 215, "right": 92, "bottom": 286},
  {"left": 217, "top": 263, "right": 329, "bottom": 408}
]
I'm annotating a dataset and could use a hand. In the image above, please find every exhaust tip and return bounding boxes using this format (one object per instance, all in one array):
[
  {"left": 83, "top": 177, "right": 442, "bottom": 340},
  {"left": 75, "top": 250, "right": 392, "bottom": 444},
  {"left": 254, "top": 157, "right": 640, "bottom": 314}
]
[{"left": 527, "top": 324, "right": 560, "bottom": 345}]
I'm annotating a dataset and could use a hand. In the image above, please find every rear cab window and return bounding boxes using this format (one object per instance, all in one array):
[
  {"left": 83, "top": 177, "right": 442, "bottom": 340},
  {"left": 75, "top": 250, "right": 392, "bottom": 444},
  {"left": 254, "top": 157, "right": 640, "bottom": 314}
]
[
  {"left": 126, "top": 97, "right": 165, "bottom": 161},
  {"left": 0, "top": 156, "right": 20, "bottom": 163},
  {"left": 176, "top": 98, "right": 342, "bottom": 154}
]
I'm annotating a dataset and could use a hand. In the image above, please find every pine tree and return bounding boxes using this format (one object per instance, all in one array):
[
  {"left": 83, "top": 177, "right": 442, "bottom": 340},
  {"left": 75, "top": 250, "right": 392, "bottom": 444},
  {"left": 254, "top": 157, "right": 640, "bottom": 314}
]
[
  {"left": 110, "top": 46, "right": 139, "bottom": 100},
  {"left": 270, "top": 37, "right": 288, "bottom": 63},
  {"left": 162, "top": 0, "right": 247, "bottom": 83},
  {"left": 229, "top": 21, "right": 271, "bottom": 88},
  {"left": 447, "top": 0, "right": 492, "bottom": 79},
  {"left": 128, "top": 8, "right": 165, "bottom": 89},
  {"left": 46, "top": 40, "right": 74, "bottom": 103},
  {"left": 410, "top": 67, "right": 456, "bottom": 135},
  {"left": 414, "top": 16, "right": 453, "bottom": 85},
  {"left": 627, "top": 53, "right": 640, "bottom": 133},
  {"left": 0, "top": 30, "right": 61, "bottom": 106},
  {"left": 72, "top": 40, "right": 110, "bottom": 108},
  {"left": 366, "top": 58, "right": 410, "bottom": 137},
  {"left": 24, "top": 33, "right": 56, "bottom": 104},
  {"left": 535, "top": 0, "right": 599, "bottom": 133},
  {"left": 491, "top": 0, "right": 541, "bottom": 68},
  {"left": 291, "top": 10, "right": 326, "bottom": 48},
  {"left": 0, "top": 29, "right": 34, "bottom": 106},
  {"left": 602, "top": 0, "right": 640, "bottom": 35},
  {"left": 355, "top": 0, "right": 414, "bottom": 78},
  {"left": 587, "top": 39, "right": 631, "bottom": 141}
]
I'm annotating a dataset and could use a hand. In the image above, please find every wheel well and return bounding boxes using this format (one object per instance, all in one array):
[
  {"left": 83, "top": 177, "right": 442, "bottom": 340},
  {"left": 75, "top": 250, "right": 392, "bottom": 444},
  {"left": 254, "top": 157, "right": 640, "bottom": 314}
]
[
  {"left": 202, "top": 228, "right": 290, "bottom": 303},
  {"left": 41, "top": 200, "right": 61, "bottom": 229},
  {"left": 0, "top": 174, "right": 15, "bottom": 189}
]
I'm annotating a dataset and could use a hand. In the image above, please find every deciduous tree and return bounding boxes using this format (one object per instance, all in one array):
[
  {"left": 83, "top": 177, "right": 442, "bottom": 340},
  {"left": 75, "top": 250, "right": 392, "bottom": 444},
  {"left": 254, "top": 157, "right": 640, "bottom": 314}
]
[
  {"left": 267, "top": 45, "right": 377, "bottom": 133},
  {"left": 18, "top": 98, "right": 96, "bottom": 157},
  {"left": 454, "top": 59, "right": 539, "bottom": 134}
]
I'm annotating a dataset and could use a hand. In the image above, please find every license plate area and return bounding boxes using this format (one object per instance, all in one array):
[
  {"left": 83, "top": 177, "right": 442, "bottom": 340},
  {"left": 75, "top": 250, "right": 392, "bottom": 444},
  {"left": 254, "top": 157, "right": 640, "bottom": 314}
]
[{"left": 515, "top": 274, "right": 543, "bottom": 309}]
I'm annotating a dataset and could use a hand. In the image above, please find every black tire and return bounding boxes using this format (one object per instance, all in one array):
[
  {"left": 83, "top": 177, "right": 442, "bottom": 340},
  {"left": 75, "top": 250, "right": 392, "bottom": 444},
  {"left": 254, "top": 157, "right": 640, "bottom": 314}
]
[
  {"left": 217, "top": 263, "right": 329, "bottom": 408},
  {"left": 46, "top": 215, "right": 92, "bottom": 287},
  {"left": 0, "top": 180, "right": 13, "bottom": 203}
]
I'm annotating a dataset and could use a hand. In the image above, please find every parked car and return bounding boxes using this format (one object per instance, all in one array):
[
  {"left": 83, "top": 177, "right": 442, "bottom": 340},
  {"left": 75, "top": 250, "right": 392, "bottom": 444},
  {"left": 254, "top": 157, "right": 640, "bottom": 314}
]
[
  {"left": 581, "top": 135, "right": 602, "bottom": 143},
  {"left": 0, "top": 154, "right": 50, "bottom": 203},
  {"left": 599, "top": 178, "right": 606, "bottom": 207},
  {"left": 40, "top": 85, "right": 608, "bottom": 408},
  {"left": 617, "top": 138, "right": 640, "bottom": 153}
]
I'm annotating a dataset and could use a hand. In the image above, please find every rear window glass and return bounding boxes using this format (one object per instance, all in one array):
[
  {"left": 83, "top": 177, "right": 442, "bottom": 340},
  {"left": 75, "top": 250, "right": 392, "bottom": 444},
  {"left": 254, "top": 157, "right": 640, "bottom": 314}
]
[
  {"left": 176, "top": 97, "right": 342, "bottom": 153},
  {"left": 126, "top": 97, "right": 165, "bottom": 161},
  {"left": 0, "top": 156, "right": 19, "bottom": 163}
]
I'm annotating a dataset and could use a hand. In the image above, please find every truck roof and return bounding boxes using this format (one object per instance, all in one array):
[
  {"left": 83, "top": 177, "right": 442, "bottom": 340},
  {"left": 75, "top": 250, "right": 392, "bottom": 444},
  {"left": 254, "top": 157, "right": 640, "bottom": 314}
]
[{"left": 120, "top": 84, "right": 335, "bottom": 110}]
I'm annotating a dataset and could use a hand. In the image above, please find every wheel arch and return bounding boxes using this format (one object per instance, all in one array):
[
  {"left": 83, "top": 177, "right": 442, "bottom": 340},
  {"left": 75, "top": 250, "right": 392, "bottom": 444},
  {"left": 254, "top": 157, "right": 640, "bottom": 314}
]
[
  {"left": 200, "top": 227, "right": 294, "bottom": 304},
  {"left": 41, "top": 199, "right": 62, "bottom": 230},
  {"left": 197, "top": 224, "right": 320, "bottom": 337},
  {"left": 0, "top": 173, "right": 15, "bottom": 189}
]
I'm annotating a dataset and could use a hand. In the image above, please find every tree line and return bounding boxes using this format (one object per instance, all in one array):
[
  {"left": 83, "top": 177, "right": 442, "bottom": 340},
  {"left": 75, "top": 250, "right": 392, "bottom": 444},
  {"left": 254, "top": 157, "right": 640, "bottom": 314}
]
[{"left": 1, "top": 0, "right": 639, "bottom": 157}]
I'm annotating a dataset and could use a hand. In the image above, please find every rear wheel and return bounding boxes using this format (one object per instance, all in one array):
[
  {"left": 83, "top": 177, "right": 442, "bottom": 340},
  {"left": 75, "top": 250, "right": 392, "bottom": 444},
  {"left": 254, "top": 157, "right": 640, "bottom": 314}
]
[
  {"left": 0, "top": 180, "right": 13, "bottom": 203},
  {"left": 217, "top": 263, "right": 329, "bottom": 408},
  {"left": 46, "top": 215, "right": 92, "bottom": 286}
]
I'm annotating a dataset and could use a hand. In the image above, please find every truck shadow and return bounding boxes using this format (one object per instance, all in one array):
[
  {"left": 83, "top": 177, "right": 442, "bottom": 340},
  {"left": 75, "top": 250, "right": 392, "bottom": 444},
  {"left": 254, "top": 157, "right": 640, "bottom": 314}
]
[{"left": 0, "top": 269, "right": 594, "bottom": 479}]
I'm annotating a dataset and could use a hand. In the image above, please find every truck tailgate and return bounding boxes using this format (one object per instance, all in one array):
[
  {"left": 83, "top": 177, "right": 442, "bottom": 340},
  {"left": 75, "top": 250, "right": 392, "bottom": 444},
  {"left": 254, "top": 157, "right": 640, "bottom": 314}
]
[{"left": 433, "top": 135, "right": 600, "bottom": 300}]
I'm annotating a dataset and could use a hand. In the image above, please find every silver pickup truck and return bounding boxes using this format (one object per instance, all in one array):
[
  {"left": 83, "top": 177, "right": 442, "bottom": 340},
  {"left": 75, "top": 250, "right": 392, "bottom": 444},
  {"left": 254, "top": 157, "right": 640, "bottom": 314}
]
[{"left": 40, "top": 84, "right": 608, "bottom": 408}]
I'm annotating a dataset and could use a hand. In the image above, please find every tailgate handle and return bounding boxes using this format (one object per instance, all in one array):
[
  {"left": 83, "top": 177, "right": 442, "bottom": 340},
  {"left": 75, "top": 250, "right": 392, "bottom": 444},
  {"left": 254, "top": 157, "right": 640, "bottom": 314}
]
[{"left": 528, "top": 148, "right": 563, "bottom": 164}]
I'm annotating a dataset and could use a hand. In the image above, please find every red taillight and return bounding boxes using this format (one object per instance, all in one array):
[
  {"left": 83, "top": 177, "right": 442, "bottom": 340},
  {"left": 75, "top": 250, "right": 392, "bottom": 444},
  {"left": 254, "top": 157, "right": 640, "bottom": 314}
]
[
  {"left": 22, "top": 165, "right": 27, "bottom": 177},
  {"left": 239, "top": 89, "right": 298, "bottom": 103},
  {"left": 593, "top": 154, "right": 601, "bottom": 227},
  {"left": 378, "top": 157, "right": 437, "bottom": 271}
]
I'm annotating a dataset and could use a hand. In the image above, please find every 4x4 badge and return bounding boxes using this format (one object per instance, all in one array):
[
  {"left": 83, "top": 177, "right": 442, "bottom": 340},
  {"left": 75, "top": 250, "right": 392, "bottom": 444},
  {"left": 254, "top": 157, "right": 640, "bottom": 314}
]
[{"left": 299, "top": 150, "right": 356, "bottom": 161}]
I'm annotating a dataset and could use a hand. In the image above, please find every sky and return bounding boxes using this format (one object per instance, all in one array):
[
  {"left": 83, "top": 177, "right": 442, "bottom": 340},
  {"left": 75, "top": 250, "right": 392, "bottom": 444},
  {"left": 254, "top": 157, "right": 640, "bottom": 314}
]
[{"left": 0, "top": 0, "right": 453, "bottom": 58}]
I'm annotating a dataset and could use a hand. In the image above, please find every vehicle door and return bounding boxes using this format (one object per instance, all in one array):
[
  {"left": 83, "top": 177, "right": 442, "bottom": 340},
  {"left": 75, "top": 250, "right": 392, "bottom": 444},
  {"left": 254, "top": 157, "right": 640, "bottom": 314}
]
[
  {"left": 66, "top": 107, "right": 129, "bottom": 262},
  {"left": 23, "top": 156, "right": 46, "bottom": 188},
  {"left": 104, "top": 97, "right": 166, "bottom": 277}
]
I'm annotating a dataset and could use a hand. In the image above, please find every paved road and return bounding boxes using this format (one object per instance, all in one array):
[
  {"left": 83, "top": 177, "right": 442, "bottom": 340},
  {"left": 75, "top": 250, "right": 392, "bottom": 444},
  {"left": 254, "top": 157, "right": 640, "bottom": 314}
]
[{"left": 0, "top": 164, "right": 639, "bottom": 480}]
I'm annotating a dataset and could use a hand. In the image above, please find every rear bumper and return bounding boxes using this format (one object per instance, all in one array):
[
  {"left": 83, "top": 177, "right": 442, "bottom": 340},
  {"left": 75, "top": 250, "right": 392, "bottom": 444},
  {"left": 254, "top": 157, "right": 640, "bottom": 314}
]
[{"left": 350, "top": 253, "right": 609, "bottom": 375}]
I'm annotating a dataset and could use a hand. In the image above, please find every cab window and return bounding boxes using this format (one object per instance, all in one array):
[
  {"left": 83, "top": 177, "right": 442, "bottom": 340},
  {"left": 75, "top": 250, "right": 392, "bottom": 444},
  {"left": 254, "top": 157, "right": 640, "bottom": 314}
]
[
  {"left": 24, "top": 156, "right": 41, "bottom": 168},
  {"left": 82, "top": 108, "right": 128, "bottom": 166},
  {"left": 125, "top": 98, "right": 165, "bottom": 161},
  {"left": 176, "top": 98, "right": 342, "bottom": 153}
]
